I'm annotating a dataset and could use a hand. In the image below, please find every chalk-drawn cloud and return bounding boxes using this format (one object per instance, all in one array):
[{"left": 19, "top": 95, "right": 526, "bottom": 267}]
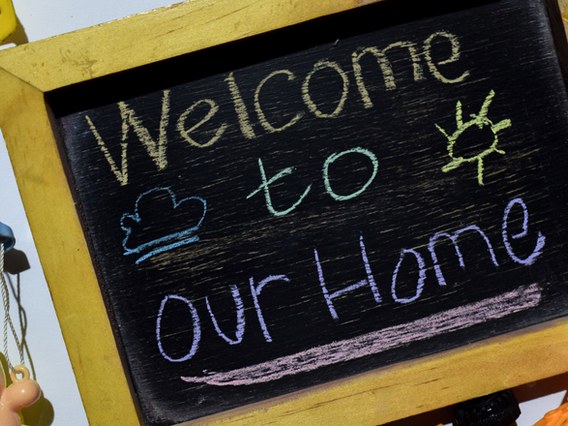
[{"left": 121, "top": 187, "right": 206, "bottom": 264}]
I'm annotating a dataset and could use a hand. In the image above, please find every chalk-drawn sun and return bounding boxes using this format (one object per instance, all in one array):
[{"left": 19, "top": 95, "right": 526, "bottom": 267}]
[{"left": 435, "top": 90, "right": 511, "bottom": 186}]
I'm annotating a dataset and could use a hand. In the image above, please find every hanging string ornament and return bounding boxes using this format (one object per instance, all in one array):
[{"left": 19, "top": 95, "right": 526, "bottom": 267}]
[{"left": 0, "top": 222, "right": 41, "bottom": 426}]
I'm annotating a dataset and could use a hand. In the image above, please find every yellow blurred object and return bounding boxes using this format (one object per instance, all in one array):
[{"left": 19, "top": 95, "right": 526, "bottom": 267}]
[
  {"left": 559, "top": 0, "right": 568, "bottom": 23},
  {"left": 0, "top": 0, "right": 16, "bottom": 42}
]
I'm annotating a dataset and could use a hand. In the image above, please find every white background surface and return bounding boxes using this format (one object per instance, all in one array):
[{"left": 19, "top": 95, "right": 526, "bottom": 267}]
[{"left": 0, "top": 1, "right": 567, "bottom": 425}]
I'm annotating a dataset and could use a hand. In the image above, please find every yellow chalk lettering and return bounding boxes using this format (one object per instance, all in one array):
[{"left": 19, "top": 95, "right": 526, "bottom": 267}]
[
  {"left": 226, "top": 72, "right": 256, "bottom": 139},
  {"left": 302, "top": 60, "right": 349, "bottom": 118},
  {"left": 352, "top": 42, "right": 424, "bottom": 109},
  {"left": 254, "top": 70, "right": 304, "bottom": 133},
  {"left": 86, "top": 115, "right": 129, "bottom": 186},
  {"left": 86, "top": 90, "right": 170, "bottom": 185},
  {"left": 118, "top": 89, "right": 170, "bottom": 171},
  {"left": 177, "top": 99, "right": 228, "bottom": 148},
  {"left": 424, "top": 31, "right": 470, "bottom": 84}
]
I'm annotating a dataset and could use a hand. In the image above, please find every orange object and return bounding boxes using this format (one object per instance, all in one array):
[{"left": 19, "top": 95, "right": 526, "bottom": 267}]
[
  {"left": 0, "top": 365, "right": 41, "bottom": 426},
  {"left": 534, "top": 402, "right": 568, "bottom": 426}
]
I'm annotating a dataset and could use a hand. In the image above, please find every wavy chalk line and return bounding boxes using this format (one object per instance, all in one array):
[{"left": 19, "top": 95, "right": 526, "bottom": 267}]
[{"left": 181, "top": 284, "right": 541, "bottom": 386}]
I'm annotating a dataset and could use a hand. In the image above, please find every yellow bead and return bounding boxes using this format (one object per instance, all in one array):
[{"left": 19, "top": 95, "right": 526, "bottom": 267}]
[{"left": 0, "top": 0, "right": 16, "bottom": 43}]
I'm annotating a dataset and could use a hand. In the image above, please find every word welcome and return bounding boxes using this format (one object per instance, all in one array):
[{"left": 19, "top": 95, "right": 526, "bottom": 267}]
[
  {"left": 156, "top": 197, "right": 545, "bottom": 371},
  {"left": 85, "top": 30, "right": 469, "bottom": 186}
]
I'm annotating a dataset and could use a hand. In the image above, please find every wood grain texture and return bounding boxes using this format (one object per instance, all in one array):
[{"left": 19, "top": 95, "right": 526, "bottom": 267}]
[{"left": 0, "top": 0, "right": 382, "bottom": 92}]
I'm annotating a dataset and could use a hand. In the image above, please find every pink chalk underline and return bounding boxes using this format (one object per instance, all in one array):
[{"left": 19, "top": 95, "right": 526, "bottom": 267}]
[{"left": 181, "top": 284, "right": 541, "bottom": 386}]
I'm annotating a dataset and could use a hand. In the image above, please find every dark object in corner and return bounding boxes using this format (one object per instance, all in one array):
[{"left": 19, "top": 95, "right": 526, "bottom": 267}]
[{"left": 454, "top": 389, "right": 521, "bottom": 426}]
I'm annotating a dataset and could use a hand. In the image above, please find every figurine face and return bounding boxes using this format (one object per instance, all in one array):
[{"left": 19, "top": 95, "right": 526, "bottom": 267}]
[{"left": 0, "top": 365, "right": 41, "bottom": 426}]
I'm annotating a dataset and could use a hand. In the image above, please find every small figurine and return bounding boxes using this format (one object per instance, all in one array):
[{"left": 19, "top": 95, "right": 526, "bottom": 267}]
[
  {"left": 0, "top": 365, "right": 41, "bottom": 426},
  {"left": 0, "top": 223, "right": 40, "bottom": 425}
]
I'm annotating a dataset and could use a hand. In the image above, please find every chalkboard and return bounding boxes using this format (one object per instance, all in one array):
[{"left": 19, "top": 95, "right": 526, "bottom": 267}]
[{"left": 51, "top": 0, "right": 568, "bottom": 424}]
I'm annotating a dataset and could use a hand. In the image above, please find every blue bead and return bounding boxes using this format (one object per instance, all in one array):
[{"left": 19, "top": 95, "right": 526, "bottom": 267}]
[{"left": 0, "top": 222, "right": 15, "bottom": 252}]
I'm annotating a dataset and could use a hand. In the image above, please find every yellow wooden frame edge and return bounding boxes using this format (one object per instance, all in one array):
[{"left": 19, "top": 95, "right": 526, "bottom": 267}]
[{"left": 1, "top": 0, "right": 568, "bottom": 425}]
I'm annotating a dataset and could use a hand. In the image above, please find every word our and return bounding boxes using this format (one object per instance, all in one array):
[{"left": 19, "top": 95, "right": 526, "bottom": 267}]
[
  {"left": 85, "top": 30, "right": 469, "bottom": 186},
  {"left": 156, "top": 197, "right": 544, "bottom": 368}
]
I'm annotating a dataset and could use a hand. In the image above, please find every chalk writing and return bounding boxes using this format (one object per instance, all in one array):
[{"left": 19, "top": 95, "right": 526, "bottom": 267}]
[
  {"left": 436, "top": 90, "right": 511, "bottom": 185},
  {"left": 246, "top": 159, "right": 312, "bottom": 217},
  {"left": 391, "top": 249, "right": 426, "bottom": 303},
  {"left": 179, "top": 284, "right": 542, "bottom": 386},
  {"left": 302, "top": 60, "right": 349, "bottom": 118},
  {"left": 85, "top": 115, "right": 129, "bottom": 186},
  {"left": 323, "top": 147, "right": 378, "bottom": 201},
  {"left": 86, "top": 90, "right": 171, "bottom": 186},
  {"left": 254, "top": 70, "right": 304, "bottom": 133},
  {"left": 352, "top": 42, "right": 424, "bottom": 107},
  {"left": 352, "top": 30, "right": 467, "bottom": 108},
  {"left": 423, "top": 31, "right": 470, "bottom": 84},
  {"left": 225, "top": 72, "right": 257, "bottom": 140},
  {"left": 84, "top": 30, "right": 469, "bottom": 186},
  {"left": 205, "top": 285, "right": 245, "bottom": 345},
  {"left": 156, "top": 197, "right": 545, "bottom": 367},
  {"left": 177, "top": 99, "right": 228, "bottom": 148},
  {"left": 250, "top": 275, "right": 290, "bottom": 343},
  {"left": 428, "top": 225, "right": 500, "bottom": 287}
]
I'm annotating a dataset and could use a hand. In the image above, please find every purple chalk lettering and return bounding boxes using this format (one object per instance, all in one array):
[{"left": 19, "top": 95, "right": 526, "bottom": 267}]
[
  {"left": 502, "top": 198, "right": 545, "bottom": 265},
  {"left": 157, "top": 294, "right": 201, "bottom": 363},
  {"left": 428, "top": 225, "right": 499, "bottom": 287},
  {"left": 181, "top": 284, "right": 541, "bottom": 386},
  {"left": 250, "top": 275, "right": 290, "bottom": 342},
  {"left": 206, "top": 285, "right": 246, "bottom": 345},
  {"left": 316, "top": 234, "right": 380, "bottom": 320}
]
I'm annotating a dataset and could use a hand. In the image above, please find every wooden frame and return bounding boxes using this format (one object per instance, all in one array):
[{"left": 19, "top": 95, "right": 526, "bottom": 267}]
[{"left": 3, "top": 0, "right": 568, "bottom": 425}]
